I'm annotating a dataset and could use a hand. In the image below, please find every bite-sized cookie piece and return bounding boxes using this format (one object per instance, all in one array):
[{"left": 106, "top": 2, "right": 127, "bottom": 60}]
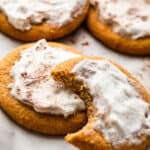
[
  {"left": 0, "top": 39, "right": 87, "bottom": 135},
  {"left": 52, "top": 57, "right": 150, "bottom": 150},
  {"left": 0, "top": 0, "right": 89, "bottom": 42},
  {"left": 87, "top": 0, "right": 150, "bottom": 55}
]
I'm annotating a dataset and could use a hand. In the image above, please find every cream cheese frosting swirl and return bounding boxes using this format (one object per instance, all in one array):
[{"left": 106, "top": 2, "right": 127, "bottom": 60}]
[
  {"left": 0, "top": 0, "right": 86, "bottom": 31},
  {"left": 72, "top": 59, "right": 150, "bottom": 147},
  {"left": 91, "top": 0, "right": 150, "bottom": 39},
  {"left": 9, "top": 39, "right": 85, "bottom": 117}
]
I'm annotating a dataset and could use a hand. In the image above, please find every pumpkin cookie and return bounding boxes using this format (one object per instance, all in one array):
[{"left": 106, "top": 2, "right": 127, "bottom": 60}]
[
  {"left": 0, "top": 0, "right": 89, "bottom": 42},
  {"left": 87, "top": 0, "right": 150, "bottom": 55},
  {"left": 52, "top": 57, "right": 150, "bottom": 150},
  {"left": 0, "top": 39, "right": 87, "bottom": 135}
]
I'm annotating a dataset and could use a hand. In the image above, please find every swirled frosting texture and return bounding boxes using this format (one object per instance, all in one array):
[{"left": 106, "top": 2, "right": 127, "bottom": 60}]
[
  {"left": 72, "top": 59, "right": 150, "bottom": 147},
  {"left": 91, "top": 0, "right": 150, "bottom": 39},
  {"left": 0, "top": 0, "right": 86, "bottom": 31},
  {"left": 9, "top": 39, "right": 85, "bottom": 117}
]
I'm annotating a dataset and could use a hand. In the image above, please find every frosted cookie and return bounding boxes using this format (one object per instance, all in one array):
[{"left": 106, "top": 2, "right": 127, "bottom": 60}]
[
  {"left": 0, "top": 39, "right": 87, "bottom": 135},
  {"left": 87, "top": 0, "right": 150, "bottom": 55},
  {"left": 0, "top": 0, "right": 89, "bottom": 42},
  {"left": 52, "top": 57, "right": 150, "bottom": 150}
]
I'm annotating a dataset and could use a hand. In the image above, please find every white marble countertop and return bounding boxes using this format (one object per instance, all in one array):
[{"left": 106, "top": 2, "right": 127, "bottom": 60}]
[{"left": 0, "top": 27, "right": 149, "bottom": 150}]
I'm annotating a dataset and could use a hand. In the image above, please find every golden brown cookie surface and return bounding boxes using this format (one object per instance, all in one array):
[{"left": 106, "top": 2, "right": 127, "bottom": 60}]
[
  {"left": 0, "top": 0, "right": 89, "bottom": 42},
  {"left": 87, "top": 8, "right": 150, "bottom": 55},
  {"left": 52, "top": 57, "right": 150, "bottom": 150},
  {"left": 0, "top": 42, "right": 87, "bottom": 135}
]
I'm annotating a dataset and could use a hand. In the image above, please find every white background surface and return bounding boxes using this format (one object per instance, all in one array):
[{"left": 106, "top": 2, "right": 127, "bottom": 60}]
[{"left": 0, "top": 27, "right": 149, "bottom": 150}]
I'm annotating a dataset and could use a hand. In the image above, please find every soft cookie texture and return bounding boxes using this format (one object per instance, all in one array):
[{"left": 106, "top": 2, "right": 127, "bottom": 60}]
[
  {"left": 87, "top": 8, "right": 150, "bottom": 55},
  {"left": 0, "top": 42, "right": 87, "bottom": 135},
  {"left": 52, "top": 57, "right": 150, "bottom": 150},
  {"left": 0, "top": 0, "right": 89, "bottom": 42}
]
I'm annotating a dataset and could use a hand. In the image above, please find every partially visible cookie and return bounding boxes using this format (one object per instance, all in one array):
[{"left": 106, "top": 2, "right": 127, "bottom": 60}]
[
  {"left": 0, "top": 0, "right": 89, "bottom": 42},
  {"left": 0, "top": 40, "right": 87, "bottom": 135},
  {"left": 87, "top": 0, "right": 150, "bottom": 55},
  {"left": 52, "top": 57, "right": 150, "bottom": 150}
]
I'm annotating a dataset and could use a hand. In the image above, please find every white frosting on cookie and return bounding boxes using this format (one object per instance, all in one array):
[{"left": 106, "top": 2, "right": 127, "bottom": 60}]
[
  {"left": 72, "top": 59, "right": 150, "bottom": 147},
  {"left": 9, "top": 39, "right": 85, "bottom": 117},
  {"left": 91, "top": 0, "right": 150, "bottom": 39},
  {"left": 0, "top": 0, "right": 86, "bottom": 31}
]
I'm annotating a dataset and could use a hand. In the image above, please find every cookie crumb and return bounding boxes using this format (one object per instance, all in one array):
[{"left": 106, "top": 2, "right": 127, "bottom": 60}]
[
  {"left": 81, "top": 41, "right": 89, "bottom": 46},
  {"left": 69, "top": 38, "right": 76, "bottom": 44}
]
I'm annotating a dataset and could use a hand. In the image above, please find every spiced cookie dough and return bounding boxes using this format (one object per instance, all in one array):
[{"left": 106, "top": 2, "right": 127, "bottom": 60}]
[
  {"left": 52, "top": 57, "right": 150, "bottom": 150},
  {"left": 0, "top": 39, "right": 87, "bottom": 135},
  {"left": 87, "top": 0, "right": 150, "bottom": 55},
  {"left": 0, "top": 0, "right": 89, "bottom": 42}
]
